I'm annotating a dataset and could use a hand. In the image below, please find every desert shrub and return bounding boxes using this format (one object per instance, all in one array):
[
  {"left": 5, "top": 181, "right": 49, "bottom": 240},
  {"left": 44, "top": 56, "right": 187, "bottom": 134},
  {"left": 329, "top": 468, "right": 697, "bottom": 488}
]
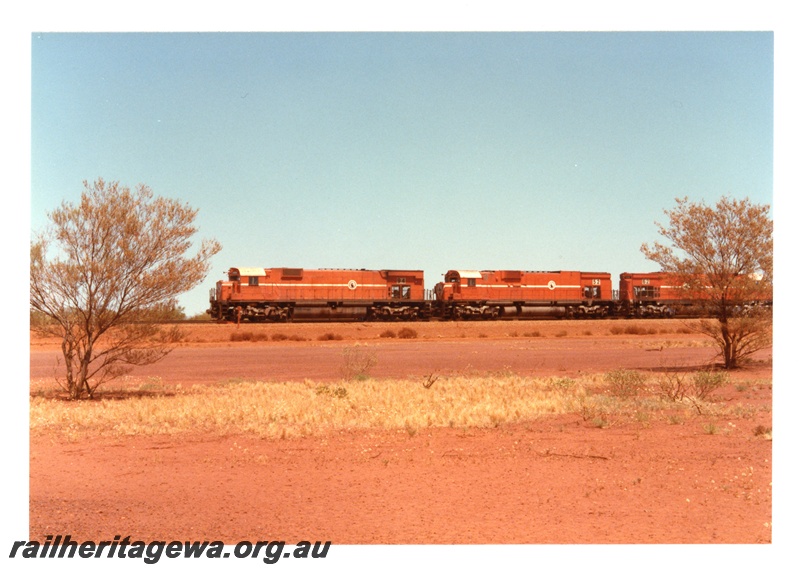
[
  {"left": 604, "top": 369, "right": 647, "bottom": 398},
  {"left": 657, "top": 371, "right": 690, "bottom": 402},
  {"left": 657, "top": 370, "right": 728, "bottom": 402},
  {"left": 523, "top": 331, "right": 542, "bottom": 337},
  {"left": 315, "top": 385, "right": 348, "bottom": 399},
  {"left": 547, "top": 377, "right": 576, "bottom": 395},
  {"left": 577, "top": 395, "right": 605, "bottom": 423},
  {"left": 397, "top": 327, "right": 418, "bottom": 339},
  {"left": 555, "top": 330, "right": 567, "bottom": 338},
  {"left": 379, "top": 329, "right": 397, "bottom": 338},
  {"left": 609, "top": 324, "right": 658, "bottom": 336},
  {"left": 340, "top": 346, "right": 378, "bottom": 381},
  {"left": 691, "top": 370, "right": 728, "bottom": 400},
  {"left": 753, "top": 425, "right": 771, "bottom": 438},
  {"left": 271, "top": 333, "right": 288, "bottom": 341},
  {"left": 230, "top": 331, "right": 269, "bottom": 342},
  {"left": 624, "top": 325, "right": 657, "bottom": 335},
  {"left": 318, "top": 332, "right": 343, "bottom": 341}
]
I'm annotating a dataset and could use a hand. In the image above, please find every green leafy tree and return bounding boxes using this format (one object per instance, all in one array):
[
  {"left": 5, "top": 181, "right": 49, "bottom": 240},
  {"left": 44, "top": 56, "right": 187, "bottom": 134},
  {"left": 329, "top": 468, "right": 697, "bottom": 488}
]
[
  {"left": 641, "top": 196, "right": 772, "bottom": 369},
  {"left": 30, "top": 179, "right": 221, "bottom": 399}
]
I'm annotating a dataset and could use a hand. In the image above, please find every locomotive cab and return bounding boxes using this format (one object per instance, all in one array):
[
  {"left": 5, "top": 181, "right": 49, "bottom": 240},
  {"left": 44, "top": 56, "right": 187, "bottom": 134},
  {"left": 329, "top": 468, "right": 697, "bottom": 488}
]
[
  {"left": 434, "top": 270, "right": 483, "bottom": 299},
  {"left": 618, "top": 272, "right": 677, "bottom": 317}
]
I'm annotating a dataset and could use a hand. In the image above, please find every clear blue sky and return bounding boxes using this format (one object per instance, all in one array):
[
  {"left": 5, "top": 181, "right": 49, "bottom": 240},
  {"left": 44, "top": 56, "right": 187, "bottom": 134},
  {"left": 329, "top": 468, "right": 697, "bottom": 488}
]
[{"left": 30, "top": 31, "right": 774, "bottom": 315}]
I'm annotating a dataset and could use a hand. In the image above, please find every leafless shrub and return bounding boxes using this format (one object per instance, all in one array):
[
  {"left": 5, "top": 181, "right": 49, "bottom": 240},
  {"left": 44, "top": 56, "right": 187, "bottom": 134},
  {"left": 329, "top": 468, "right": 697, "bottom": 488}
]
[
  {"left": 657, "top": 371, "right": 690, "bottom": 402},
  {"left": 422, "top": 374, "right": 438, "bottom": 389},
  {"left": 340, "top": 346, "right": 378, "bottom": 381},
  {"left": 656, "top": 369, "right": 728, "bottom": 403}
]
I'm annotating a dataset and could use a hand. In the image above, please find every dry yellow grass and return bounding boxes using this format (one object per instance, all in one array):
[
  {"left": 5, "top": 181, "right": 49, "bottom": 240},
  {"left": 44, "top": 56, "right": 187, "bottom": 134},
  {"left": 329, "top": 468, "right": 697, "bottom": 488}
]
[
  {"left": 31, "top": 368, "right": 766, "bottom": 441},
  {"left": 30, "top": 374, "right": 598, "bottom": 440}
]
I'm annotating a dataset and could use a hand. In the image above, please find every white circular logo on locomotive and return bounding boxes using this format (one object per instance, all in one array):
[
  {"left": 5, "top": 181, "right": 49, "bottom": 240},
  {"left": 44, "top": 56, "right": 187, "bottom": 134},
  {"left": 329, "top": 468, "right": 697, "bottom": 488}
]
[
  {"left": 347, "top": 280, "right": 358, "bottom": 290},
  {"left": 547, "top": 280, "right": 556, "bottom": 290}
]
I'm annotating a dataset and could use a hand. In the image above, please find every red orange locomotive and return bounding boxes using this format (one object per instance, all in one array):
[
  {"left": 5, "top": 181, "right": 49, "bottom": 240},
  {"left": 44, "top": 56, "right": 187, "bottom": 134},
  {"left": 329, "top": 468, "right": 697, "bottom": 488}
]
[
  {"left": 434, "top": 269, "right": 613, "bottom": 319},
  {"left": 209, "top": 267, "right": 429, "bottom": 322},
  {"left": 208, "top": 266, "right": 768, "bottom": 322},
  {"left": 618, "top": 272, "right": 688, "bottom": 318}
]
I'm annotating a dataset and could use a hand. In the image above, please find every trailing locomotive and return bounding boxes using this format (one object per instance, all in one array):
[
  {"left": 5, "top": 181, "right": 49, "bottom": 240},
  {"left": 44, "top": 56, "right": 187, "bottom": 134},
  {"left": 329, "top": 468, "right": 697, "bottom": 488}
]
[
  {"left": 617, "top": 271, "right": 771, "bottom": 318},
  {"left": 618, "top": 272, "right": 687, "bottom": 317},
  {"left": 208, "top": 265, "right": 770, "bottom": 322},
  {"left": 434, "top": 270, "right": 613, "bottom": 319}
]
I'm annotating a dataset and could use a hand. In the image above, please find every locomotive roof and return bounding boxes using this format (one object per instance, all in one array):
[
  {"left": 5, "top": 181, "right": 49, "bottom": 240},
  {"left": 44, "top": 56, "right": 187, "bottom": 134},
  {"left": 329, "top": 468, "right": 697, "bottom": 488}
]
[
  {"left": 230, "top": 267, "right": 266, "bottom": 276},
  {"left": 447, "top": 269, "right": 612, "bottom": 278},
  {"left": 447, "top": 270, "right": 483, "bottom": 279}
]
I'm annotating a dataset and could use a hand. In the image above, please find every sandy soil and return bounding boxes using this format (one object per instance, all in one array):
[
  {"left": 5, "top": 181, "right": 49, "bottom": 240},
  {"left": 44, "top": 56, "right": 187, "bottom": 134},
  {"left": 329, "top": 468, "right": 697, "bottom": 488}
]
[{"left": 29, "top": 320, "right": 772, "bottom": 545}]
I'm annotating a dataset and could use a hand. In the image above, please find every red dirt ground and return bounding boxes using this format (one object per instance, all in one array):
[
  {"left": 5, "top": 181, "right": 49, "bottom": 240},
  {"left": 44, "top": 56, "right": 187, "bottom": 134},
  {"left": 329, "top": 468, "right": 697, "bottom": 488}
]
[{"left": 29, "top": 320, "right": 773, "bottom": 547}]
